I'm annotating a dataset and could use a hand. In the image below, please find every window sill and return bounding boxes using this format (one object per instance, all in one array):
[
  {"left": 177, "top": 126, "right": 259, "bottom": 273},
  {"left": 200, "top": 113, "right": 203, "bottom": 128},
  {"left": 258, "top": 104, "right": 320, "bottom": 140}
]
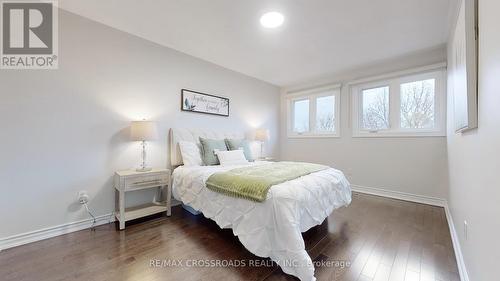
[
  {"left": 287, "top": 133, "right": 340, "bottom": 139},
  {"left": 352, "top": 130, "right": 446, "bottom": 138}
]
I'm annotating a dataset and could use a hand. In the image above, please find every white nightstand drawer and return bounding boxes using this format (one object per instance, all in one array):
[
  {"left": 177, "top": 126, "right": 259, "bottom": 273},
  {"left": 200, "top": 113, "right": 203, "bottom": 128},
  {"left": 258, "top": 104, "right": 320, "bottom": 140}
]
[{"left": 123, "top": 174, "right": 168, "bottom": 191}]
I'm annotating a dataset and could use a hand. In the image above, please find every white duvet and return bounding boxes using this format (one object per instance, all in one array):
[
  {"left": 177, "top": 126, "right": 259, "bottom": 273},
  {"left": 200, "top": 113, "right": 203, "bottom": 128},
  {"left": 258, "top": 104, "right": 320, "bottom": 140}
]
[{"left": 172, "top": 162, "right": 352, "bottom": 281}]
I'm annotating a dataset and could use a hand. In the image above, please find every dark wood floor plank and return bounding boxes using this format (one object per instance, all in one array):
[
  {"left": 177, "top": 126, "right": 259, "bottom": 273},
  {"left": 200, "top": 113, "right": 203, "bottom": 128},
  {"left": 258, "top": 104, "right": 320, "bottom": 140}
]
[
  {"left": 360, "top": 226, "right": 393, "bottom": 278},
  {"left": 387, "top": 240, "right": 411, "bottom": 281},
  {"left": 0, "top": 193, "right": 458, "bottom": 281},
  {"left": 373, "top": 264, "right": 391, "bottom": 281}
]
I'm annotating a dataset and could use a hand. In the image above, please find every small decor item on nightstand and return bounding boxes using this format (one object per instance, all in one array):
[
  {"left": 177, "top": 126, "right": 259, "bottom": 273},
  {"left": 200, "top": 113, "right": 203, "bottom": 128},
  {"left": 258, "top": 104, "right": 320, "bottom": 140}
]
[
  {"left": 255, "top": 128, "right": 270, "bottom": 159},
  {"left": 130, "top": 120, "right": 158, "bottom": 172}
]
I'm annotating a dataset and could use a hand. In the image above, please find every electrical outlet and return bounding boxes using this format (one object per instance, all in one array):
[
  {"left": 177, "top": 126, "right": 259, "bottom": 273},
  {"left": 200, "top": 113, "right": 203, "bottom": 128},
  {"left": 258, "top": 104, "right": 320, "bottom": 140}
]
[
  {"left": 464, "top": 220, "right": 468, "bottom": 240},
  {"left": 77, "top": 191, "right": 89, "bottom": 204}
]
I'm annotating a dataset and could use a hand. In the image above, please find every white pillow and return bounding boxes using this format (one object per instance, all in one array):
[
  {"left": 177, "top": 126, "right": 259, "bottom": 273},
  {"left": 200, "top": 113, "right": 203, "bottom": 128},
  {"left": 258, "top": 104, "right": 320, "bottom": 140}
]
[
  {"left": 179, "top": 141, "right": 203, "bottom": 166},
  {"left": 215, "top": 149, "right": 249, "bottom": 166}
]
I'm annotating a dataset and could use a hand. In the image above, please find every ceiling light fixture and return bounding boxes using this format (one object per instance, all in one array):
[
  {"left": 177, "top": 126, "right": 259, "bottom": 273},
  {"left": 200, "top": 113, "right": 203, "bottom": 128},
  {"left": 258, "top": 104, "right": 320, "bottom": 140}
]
[{"left": 260, "top": 12, "right": 284, "bottom": 28}]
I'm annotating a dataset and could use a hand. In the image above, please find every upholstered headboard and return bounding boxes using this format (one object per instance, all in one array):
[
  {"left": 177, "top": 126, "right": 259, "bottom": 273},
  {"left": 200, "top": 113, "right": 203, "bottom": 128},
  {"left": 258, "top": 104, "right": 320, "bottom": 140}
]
[{"left": 169, "top": 128, "right": 255, "bottom": 166}]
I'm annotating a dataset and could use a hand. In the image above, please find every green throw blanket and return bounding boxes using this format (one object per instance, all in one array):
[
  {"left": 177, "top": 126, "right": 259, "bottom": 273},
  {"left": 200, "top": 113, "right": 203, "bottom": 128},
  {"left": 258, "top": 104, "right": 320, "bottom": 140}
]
[{"left": 206, "top": 161, "right": 328, "bottom": 202}]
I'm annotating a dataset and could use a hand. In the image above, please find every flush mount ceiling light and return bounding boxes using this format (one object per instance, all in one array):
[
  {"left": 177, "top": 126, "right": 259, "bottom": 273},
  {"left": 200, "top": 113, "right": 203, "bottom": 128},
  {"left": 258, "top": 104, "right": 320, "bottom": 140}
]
[{"left": 260, "top": 12, "right": 284, "bottom": 28}]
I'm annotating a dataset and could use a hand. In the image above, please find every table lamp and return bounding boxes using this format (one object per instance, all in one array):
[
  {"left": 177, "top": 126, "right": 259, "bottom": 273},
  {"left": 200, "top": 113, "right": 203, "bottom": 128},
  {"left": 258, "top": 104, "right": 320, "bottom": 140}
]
[
  {"left": 130, "top": 120, "right": 158, "bottom": 172},
  {"left": 255, "top": 129, "right": 270, "bottom": 159}
]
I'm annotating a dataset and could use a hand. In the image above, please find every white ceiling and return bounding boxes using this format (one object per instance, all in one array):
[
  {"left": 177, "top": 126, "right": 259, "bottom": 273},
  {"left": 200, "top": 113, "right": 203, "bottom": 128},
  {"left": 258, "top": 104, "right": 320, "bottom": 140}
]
[{"left": 59, "top": 0, "right": 456, "bottom": 87}]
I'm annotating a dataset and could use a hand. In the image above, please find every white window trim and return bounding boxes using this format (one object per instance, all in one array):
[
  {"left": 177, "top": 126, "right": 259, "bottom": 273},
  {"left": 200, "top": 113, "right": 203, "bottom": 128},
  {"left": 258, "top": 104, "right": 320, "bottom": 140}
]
[
  {"left": 351, "top": 67, "right": 446, "bottom": 138},
  {"left": 286, "top": 84, "right": 341, "bottom": 138}
]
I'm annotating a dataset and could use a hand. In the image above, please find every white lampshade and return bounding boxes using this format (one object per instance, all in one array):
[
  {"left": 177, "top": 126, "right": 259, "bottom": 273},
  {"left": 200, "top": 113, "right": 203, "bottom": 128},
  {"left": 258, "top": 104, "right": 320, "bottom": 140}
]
[
  {"left": 255, "top": 129, "right": 270, "bottom": 142},
  {"left": 130, "top": 121, "right": 158, "bottom": 141}
]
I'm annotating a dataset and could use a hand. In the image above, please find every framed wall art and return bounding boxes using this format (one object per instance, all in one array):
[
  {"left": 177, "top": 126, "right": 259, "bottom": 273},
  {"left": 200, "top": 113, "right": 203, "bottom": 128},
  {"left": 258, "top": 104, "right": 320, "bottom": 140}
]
[{"left": 181, "top": 89, "right": 229, "bottom": 117}]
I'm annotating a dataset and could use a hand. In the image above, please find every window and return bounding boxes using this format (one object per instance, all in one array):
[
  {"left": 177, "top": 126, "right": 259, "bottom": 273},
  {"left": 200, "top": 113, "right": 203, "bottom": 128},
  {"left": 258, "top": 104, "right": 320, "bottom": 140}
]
[
  {"left": 400, "top": 79, "right": 435, "bottom": 129},
  {"left": 293, "top": 99, "right": 309, "bottom": 133},
  {"left": 351, "top": 68, "right": 445, "bottom": 137},
  {"left": 287, "top": 85, "right": 341, "bottom": 137},
  {"left": 316, "top": 95, "right": 335, "bottom": 132},
  {"left": 362, "top": 86, "right": 390, "bottom": 131}
]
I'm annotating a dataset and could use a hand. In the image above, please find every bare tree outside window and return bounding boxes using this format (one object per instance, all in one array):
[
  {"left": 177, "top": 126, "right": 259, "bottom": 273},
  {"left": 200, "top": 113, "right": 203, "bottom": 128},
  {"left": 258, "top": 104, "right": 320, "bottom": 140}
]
[
  {"left": 317, "top": 113, "right": 334, "bottom": 131},
  {"left": 316, "top": 96, "right": 335, "bottom": 131},
  {"left": 362, "top": 87, "right": 390, "bottom": 130},
  {"left": 400, "top": 79, "right": 435, "bottom": 129}
]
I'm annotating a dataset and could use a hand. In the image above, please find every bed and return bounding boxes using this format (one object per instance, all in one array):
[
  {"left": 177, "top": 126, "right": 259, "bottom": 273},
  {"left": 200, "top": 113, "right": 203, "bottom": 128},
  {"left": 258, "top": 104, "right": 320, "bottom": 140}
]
[{"left": 169, "top": 129, "right": 352, "bottom": 281}]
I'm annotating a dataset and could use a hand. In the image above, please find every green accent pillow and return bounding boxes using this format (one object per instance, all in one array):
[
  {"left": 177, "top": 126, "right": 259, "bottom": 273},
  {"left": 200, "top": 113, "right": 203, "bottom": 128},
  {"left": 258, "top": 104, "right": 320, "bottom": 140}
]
[
  {"left": 199, "top": 137, "right": 228, "bottom": 165},
  {"left": 225, "top": 138, "right": 254, "bottom": 162}
]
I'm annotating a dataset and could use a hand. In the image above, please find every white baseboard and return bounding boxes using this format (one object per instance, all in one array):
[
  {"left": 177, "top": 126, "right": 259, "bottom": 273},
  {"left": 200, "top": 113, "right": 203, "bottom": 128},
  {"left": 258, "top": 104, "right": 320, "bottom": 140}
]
[
  {"left": 0, "top": 213, "right": 114, "bottom": 251},
  {"left": 351, "top": 184, "right": 447, "bottom": 207},
  {"left": 444, "top": 203, "right": 470, "bottom": 281},
  {"left": 0, "top": 202, "right": 182, "bottom": 251},
  {"left": 352, "top": 184, "right": 469, "bottom": 281}
]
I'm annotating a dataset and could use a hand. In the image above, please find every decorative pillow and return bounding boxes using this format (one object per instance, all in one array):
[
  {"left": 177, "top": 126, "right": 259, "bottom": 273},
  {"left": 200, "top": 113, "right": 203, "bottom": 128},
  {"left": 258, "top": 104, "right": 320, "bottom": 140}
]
[
  {"left": 225, "top": 138, "right": 254, "bottom": 161},
  {"left": 215, "top": 150, "right": 249, "bottom": 166},
  {"left": 179, "top": 141, "right": 203, "bottom": 166},
  {"left": 199, "top": 137, "right": 228, "bottom": 165}
]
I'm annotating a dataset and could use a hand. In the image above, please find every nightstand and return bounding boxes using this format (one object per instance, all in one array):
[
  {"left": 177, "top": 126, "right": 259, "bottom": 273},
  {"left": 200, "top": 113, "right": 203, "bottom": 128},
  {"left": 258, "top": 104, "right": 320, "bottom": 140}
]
[{"left": 114, "top": 168, "right": 171, "bottom": 230}]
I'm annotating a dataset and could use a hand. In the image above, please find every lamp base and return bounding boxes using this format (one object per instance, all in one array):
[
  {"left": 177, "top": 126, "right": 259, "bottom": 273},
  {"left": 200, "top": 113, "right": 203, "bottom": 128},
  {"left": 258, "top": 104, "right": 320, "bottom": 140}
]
[{"left": 136, "top": 167, "right": 152, "bottom": 172}]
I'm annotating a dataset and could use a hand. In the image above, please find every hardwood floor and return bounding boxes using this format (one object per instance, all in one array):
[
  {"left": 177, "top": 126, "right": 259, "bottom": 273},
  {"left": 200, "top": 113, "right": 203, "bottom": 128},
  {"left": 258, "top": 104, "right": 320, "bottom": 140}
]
[{"left": 0, "top": 193, "right": 460, "bottom": 281}]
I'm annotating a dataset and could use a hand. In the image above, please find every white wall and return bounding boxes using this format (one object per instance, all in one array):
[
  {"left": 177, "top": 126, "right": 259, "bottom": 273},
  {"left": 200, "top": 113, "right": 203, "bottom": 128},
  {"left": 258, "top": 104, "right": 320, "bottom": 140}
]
[
  {"left": 0, "top": 10, "right": 280, "bottom": 239},
  {"left": 446, "top": 0, "right": 500, "bottom": 280},
  {"left": 280, "top": 47, "right": 449, "bottom": 199}
]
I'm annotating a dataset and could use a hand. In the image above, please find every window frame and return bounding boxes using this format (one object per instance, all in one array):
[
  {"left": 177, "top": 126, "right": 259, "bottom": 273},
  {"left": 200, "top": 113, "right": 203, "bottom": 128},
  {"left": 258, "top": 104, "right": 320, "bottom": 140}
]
[
  {"left": 351, "top": 69, "right": 446, "bottom": 138},
  {"left": 286, "top": 85, "right": 341, "bottom": 138}
]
